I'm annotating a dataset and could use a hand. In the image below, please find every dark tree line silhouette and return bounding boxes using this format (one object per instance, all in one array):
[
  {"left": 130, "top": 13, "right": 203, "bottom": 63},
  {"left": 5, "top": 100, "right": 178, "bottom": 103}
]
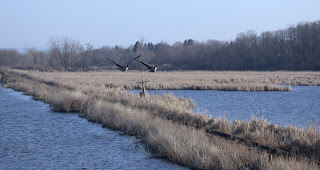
[{"left": 1, "top": 20, "right": 320, "bottom": 71}]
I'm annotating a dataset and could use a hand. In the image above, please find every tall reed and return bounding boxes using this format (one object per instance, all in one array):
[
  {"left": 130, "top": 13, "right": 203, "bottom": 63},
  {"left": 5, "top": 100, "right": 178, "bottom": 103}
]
[{"left": 1, "top": 69, "right": 319, "bottom": 169}]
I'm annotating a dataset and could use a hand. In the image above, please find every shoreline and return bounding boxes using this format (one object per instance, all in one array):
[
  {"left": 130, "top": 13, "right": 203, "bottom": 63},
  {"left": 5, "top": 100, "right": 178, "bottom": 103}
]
[{"left": 1, "top": 69, "right": 319, "bottom": 169}]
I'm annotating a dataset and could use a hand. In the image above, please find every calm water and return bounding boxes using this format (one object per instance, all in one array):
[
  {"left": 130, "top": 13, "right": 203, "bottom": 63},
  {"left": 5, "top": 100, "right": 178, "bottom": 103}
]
[
  {"left": 0, "top": 86, "right": 187, "bottom": 170},
  {"left": 132, "top": 86, "right": 320, "bottom": 127}
]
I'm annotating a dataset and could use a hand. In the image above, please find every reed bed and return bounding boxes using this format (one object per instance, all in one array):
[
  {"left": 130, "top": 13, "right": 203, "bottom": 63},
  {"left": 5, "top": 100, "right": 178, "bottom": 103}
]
[
  {"left": 1, "top": 69, "right": 320, "bottom": 169},
  {"left": 12, "top": 70, "right": 320, "bottom": 91},
  {"left": 14, "top": 70, "right": 320, "bottom": 91}
]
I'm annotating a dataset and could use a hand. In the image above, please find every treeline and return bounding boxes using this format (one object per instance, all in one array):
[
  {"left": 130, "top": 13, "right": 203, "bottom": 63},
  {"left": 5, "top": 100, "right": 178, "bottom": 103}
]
[{"left": 1, "top": 20, "right": 320, "bottom": 71}]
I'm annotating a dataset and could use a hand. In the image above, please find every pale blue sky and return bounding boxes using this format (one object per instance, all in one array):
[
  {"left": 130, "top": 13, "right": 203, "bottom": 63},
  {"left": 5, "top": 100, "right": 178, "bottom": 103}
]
[{"left": 0, "top": 0, "right": 319, "bottom": 49}]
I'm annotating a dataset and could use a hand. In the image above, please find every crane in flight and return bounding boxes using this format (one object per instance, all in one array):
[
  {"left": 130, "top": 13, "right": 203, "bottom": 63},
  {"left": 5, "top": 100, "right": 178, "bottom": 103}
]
[{"left": 106, "top": 54, "right": 141, "bottom": 71}]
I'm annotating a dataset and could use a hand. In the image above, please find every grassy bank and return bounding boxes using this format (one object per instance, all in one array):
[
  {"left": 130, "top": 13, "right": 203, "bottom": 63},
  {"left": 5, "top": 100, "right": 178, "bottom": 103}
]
[{"left": 1, "top": 69, "right": 319, "bottom": 169}]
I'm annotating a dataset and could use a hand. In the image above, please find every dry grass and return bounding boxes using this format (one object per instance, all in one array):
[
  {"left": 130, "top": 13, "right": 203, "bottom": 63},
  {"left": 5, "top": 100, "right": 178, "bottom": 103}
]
[
  {"left": 207, "top": 117, "right": 320, "bottom": 161},
  {"left": 1, "top": 69, "right": 320, "bottom": 169},
  {"left": 16, "top": 70, "right": 320, "bottom": 91}
]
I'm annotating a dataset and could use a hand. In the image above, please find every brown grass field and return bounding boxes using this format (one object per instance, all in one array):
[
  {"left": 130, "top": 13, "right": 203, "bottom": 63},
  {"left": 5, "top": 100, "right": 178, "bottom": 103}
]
[
  {"left": 8, "top": 70, "right": 320, "bottom": 91},
  {"left": 1, "top": 69, "right": 320, "bottom": 169}
]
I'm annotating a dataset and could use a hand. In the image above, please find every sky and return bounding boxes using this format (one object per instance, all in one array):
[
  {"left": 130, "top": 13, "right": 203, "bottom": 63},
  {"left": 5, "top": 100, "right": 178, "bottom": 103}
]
[{"left": 0, "top": 0, "right": 320, "bottom": 49}]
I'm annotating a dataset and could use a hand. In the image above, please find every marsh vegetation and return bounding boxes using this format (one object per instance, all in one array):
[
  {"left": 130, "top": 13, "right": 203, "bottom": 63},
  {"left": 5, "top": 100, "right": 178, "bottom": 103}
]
[
  {"left": 9, "top": 70, "right": 320, "bottom": 91},
  {"left": 1, "top": 69, "right": 319, "bottom": 169}
]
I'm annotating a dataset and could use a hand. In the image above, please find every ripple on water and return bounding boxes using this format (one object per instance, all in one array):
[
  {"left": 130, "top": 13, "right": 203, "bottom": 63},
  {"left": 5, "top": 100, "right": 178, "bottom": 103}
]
[
  {"left": 130, "top": 86, "right": 320, "bottom": 127},
  {"left": 0, "top": 87, "right": 187, "bottom": 169}
]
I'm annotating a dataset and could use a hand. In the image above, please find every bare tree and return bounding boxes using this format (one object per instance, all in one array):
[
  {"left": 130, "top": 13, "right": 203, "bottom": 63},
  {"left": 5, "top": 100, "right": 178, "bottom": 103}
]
[
  {"left": 48, "top": 37, "right": 82, "bottom": 71},
  {"left": 44, "top": 20, "right": 320, "bottom": 71},
  {"left": 26, "top": 48, "right": 47, "bottom": 69},
  {"left": 80, "top": 43, "right": 93, "bottom": 71},
  {"left": 0, "top": 49, "right": 23, "bottom": 67}
]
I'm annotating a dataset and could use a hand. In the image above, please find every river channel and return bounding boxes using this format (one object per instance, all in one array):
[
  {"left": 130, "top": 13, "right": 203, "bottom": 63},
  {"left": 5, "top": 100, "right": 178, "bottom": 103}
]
[{"left": 0, "top": 86, "right": 187, "bottom": 169}]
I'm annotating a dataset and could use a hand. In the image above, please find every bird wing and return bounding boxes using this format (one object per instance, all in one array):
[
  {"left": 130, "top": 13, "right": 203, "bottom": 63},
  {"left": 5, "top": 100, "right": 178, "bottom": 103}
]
[
  {"left": 136, "top": 59, "right": 152, "bottom": 69},
  {"left": 127, "top": 53, "right": 142, "bottom": 66},
  {"left": 106, "top": 57, "right": 124, "bottom": 69}
]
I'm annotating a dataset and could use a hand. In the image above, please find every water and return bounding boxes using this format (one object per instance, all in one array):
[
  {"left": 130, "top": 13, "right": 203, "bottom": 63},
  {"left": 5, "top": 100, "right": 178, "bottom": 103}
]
[
  {"left": 131, "top": 86, "right": 320, "bottom": 127},
  {"left": 0, "top": 86, "right": 187, "bottom": 170}
]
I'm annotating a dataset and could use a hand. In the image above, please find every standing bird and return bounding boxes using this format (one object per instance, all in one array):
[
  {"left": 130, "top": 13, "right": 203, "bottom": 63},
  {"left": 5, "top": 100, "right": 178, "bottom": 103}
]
[{"left": 106, "top": 54, "right": 141, "bottom": 71}]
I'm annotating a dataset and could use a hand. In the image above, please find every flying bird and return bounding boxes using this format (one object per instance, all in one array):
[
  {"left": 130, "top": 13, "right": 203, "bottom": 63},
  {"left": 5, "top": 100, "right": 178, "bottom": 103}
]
[
  {"left": 135, "top": 59, "right": 170, "bottom": 72},
  {"left": 106, "top": 54, "right": 141, "bottom": 71},
  {"left": 135, "top": 59, "right": 158, "bottom": 72}
]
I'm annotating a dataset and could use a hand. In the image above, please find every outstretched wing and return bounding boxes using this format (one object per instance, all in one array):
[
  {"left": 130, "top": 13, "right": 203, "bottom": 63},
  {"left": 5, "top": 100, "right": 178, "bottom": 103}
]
[
  {"left": 136, "top": 59, "right": 152, "bottom": 69},
  {"left": 106, "top": 57, "right": 125, "bottom": 69},
  {"left": 127, "top": 53, "right": 142, "bottom": 66}
]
